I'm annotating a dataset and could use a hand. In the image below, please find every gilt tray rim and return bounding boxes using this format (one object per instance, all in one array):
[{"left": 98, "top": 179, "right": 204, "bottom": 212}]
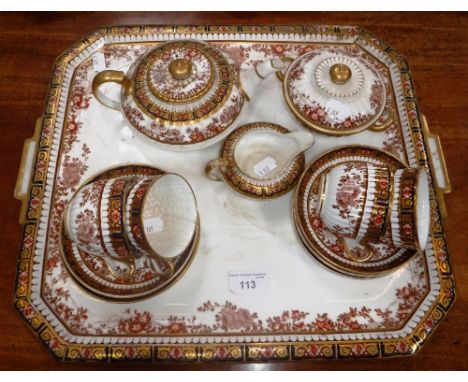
[{"left": 13, "top": 23, "right": 456, "bottom": 363}]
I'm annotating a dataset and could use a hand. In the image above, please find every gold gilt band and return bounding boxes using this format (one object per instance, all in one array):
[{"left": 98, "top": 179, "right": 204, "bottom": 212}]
[
  {"left": 128, "top": 178, "right": 154, "bottom": 253},
  {"left": 351, "top": 163, "right": 369, "bottom": 240},
  {"left": 133, "top": 41, "right": 233, "bottom": 122},
  {"left": 107, "top": 177, "right": 139, "bottom": 259},
  {"left": 363, "top": 167, "right": 392, "bottom": 243},
  {"left": 396, "top": 168, "right": 418, "bottom": 248},
  {"left": 145, "top": 44, "right": 216, "bottom": 104}
]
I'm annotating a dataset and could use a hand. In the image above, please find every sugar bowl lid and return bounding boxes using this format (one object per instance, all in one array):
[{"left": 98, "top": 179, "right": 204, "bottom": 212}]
[
  {"left": 132, "top": 39, "right": 236, "bottom": 123},
  {"left": 284, "top": 48, "right": 386, "bottom": 135}
]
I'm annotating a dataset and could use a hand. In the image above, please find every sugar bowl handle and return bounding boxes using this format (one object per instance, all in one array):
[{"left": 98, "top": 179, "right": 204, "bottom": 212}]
[
  {"left": 204, "top": 158, "right": 230, "bottom": 181},
  {"left": 92, "top": 70, "right": 132, "bottom": 111},
  {"left": 369, "top": 111, "right": 394, "bottom": 132}
]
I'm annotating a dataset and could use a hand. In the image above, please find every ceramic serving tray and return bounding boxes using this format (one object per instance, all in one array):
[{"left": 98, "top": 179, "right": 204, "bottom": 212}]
[{"left": 14, "top": 25, "right": 454, "bottom": 363}]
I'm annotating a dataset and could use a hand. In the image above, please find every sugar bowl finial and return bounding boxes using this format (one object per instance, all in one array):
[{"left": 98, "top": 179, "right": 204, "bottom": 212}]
[
  {"left": 169, "top": 58, "right": 193, "bottom": 81},
  {"left": 329, "top": 63, "right": 352, "bottom": 84}
]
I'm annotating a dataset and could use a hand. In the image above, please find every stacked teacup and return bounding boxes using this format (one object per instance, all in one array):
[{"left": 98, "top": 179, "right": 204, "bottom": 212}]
[
  {"left": 315, "top": 162, "right": 430, "bottom": 261},
  {"left": 64, "top": 173, "right": 199, "bottom": 279}
]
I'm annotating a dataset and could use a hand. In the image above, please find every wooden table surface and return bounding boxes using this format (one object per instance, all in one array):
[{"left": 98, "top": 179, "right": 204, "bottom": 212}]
[{"left": 0, "top": 11, "right": 467, "bottom": 370}]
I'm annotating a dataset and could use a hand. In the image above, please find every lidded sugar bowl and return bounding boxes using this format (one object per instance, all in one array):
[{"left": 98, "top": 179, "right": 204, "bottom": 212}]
[
  {"left": 92, "top": 40, "right": 245, "bottom": 150},
  {"left": 281, "top": 47, "right": 393, "bottom": 135}
]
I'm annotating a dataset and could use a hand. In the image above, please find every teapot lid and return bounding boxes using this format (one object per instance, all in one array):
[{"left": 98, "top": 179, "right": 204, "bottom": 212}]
[
  {"left": 284, "top": 48, "right": 386, "bottom": 135},
  {"left": 133, "top": 40, "right": 234, "bottom": 123}
]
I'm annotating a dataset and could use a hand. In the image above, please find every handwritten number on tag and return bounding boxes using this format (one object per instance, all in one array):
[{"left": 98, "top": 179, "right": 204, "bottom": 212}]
[
  {"left": 253, "top": 156, "right": 277, "bottom": 178},
  {"left": 325, "top": 99, "right": 351, "bottom": 123},
  {"left": 144, "top": 217, "right": 164, "bottom": 235}
]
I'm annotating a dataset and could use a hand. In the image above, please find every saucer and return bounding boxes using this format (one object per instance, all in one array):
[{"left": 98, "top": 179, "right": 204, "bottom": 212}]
[
  {"left": 293, "top": 146, "right": 415, "bottom": 277},
  {"left": 60, "top": 164, "right": 200, "bottom": 301}
]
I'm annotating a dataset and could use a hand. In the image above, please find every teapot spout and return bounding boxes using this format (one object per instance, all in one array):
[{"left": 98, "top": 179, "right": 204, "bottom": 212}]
[{"left": 242, "top": 59, "right": 291, "bottom": 100}]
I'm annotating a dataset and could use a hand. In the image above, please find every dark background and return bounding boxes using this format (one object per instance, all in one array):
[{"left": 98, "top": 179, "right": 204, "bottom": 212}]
[{"left": 0, "top": 11, "right": 467, "bottom": 370}]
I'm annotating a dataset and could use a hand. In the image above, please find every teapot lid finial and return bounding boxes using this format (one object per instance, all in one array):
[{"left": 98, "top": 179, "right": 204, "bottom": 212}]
[
  {"left": 329, "top": 63, "right": 352, "bottom": 84},
  {"left": 169, "top": 58, "right": 193, "bottom": 81}
]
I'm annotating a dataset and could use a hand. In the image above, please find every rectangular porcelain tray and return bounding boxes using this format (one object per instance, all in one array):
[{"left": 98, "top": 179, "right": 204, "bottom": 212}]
[{"left": 14, "top": 25, "right": 455, "bottom": 362}]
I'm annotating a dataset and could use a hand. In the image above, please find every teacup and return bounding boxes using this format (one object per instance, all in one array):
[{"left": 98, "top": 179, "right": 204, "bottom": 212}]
[
  {"left": 65, "top": 178, "right": 111, "bottom": 256},
  {"left": 389, "top": 167, "right": 430, "bottom": 251},
  {"left": 204, "top": 122, "right": 314, "bottom": 199},
  {"left": 316, "top": 162, "right": 392, "bottom": 259},
  {"left": 65, "top": 176, "right": 139, "bottom": 276},
  {"left": 125, "top": 174, "right": 199, "bottom": 274},
  {"left": 65, "top": 173, "right": 199, "bottom": 278}
]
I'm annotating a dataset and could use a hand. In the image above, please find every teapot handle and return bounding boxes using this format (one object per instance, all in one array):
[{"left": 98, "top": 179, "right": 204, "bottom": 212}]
[
  {"left": 92, "top": 70, "right": 132, "bottom": 111},
  {"left": 204, "top": 158, "right": 230, "bottom": 182}
]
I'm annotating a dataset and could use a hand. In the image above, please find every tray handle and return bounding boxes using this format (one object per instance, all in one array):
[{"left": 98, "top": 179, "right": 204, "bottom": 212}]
[
  {"left": 421, "top": 114, "right": 451, "bottom": 218},
  {"left": 14, "top": 117, "right": 43, "bottom": 224}
]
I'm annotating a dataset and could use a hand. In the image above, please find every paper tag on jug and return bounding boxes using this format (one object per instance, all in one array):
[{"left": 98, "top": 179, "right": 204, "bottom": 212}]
[
  {"left": 253, "top": 156, "right": 277, "bottom": 178},
  {"left": 144, "top": 217, "right": 164, "bottom": 235}
]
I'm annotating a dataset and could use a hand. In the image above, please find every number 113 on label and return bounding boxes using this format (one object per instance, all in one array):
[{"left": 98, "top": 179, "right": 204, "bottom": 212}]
[
  {"left": 228, "top": 271, "right": 269, "bottom": 294},
  {"left": 239, "top": 280, "right": 256, "bottom": 289}
]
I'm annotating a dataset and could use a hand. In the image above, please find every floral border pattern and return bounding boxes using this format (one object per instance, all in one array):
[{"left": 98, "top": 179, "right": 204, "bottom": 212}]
[{"left": 14, "top": 24, "right": 455, "bottom": 362}]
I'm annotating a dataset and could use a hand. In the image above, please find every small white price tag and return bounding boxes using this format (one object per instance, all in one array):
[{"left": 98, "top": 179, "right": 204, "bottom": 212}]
[
  {"left": 92, "top": 52, "right": 107, "bottom": 72},
  {"left": 228, "top": 271, "right": 269, "bottom": 295},
  {"left": 253, "top": 156, "right": 277, "bottom": 178},
  {"left": 144, "top": 217, "right": 164, "bottom": 235},
  {"left": 325, "top": 99, "right": 352, "bottom": 123}
]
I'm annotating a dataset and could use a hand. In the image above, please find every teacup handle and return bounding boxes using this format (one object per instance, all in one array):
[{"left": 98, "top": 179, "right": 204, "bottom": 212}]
[
  {"left": 92, "top": 70, "right": 132, "bottom": 111},
  {"left": 204, "top": 158, "right": 230, "bottom": 182},
  {"left": 104, "top": 256, "right": 136, "bottom": 280},
  {"left": 148, "top": 255, "right": 175, "bottom": 278},
  {"left": 341, "top": 237, "right": 375, "bottom": 263}
]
